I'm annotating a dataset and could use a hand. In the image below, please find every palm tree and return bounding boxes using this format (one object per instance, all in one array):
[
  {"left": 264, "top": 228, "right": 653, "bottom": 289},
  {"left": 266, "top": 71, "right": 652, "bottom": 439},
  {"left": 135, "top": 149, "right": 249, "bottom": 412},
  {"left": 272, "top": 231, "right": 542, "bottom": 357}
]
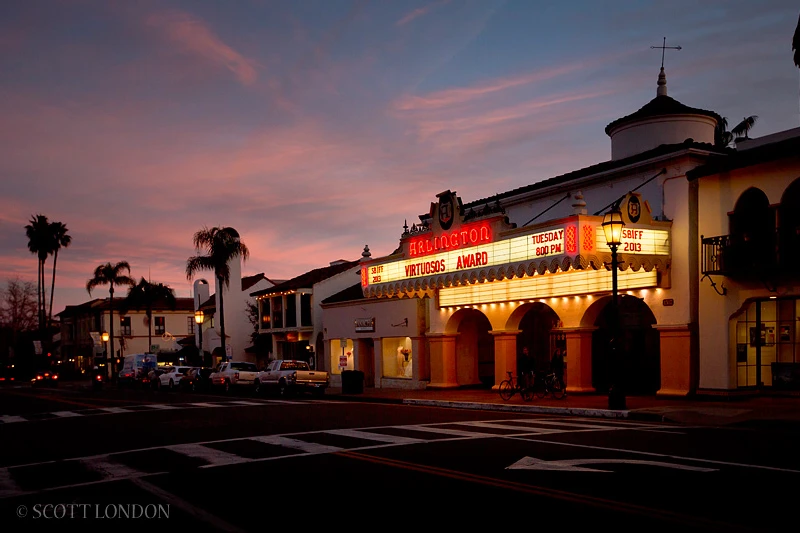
[
  {"left": 24, "top": 214, "right": 52, "bottom": 333},
  {"left": 714, "top": 117, "right": 734, "bottom": 148},
  {"left": 86, "top": 262, "right": 135, "bottom": 377},
  {"left": 793, "top": 13, "right": 799, "bottom": 68},
  {"left": 47, "top": 221, "right": 72, "bottom": 325},
  {"left": 731, "top": 115, "right": 758, "bottom": 142},
  {"left": 185, "top": 227, "right": 249, "bottom": 365},
  {"left": 123, "top": 277, "right": 177, "bottom": 352}
]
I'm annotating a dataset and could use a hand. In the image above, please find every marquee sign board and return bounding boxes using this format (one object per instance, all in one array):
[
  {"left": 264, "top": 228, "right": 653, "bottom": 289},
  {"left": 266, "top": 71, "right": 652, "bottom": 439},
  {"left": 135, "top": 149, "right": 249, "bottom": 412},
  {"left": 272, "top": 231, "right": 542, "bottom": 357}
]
[{"left": 361, "top": 191, "right": 671, "bottom": 290}]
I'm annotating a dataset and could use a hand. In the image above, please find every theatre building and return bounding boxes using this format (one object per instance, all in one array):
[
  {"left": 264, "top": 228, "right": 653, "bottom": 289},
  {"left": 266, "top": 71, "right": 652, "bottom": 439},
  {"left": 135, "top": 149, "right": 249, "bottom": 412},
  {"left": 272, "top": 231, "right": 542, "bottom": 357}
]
[{"left": 324, "top": 67, "right": 800, "bottom": 395}]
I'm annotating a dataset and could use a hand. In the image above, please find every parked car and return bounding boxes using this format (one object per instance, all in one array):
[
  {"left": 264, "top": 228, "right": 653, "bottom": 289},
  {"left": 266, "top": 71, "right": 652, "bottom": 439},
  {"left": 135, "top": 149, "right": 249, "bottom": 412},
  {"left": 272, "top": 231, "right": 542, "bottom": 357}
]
[
  {"left": 31, "top": 369, "right": 59, "bottom": 388},
  {"left": 148, "top": 367, "right": 169, "bottom": 389},
  {"left": 255, "top": 359, "right": 328, "bottom": 397},
  {"left": 155, "top": 366, "right": 192, "bottom": 390},
  {"left": 0, "top": 365, "right": 19, "bottom": 384},
  {"left": 179, "top": 367, "right": 214, "bottom": 393},
  {"left": 118, "top": 353, "right": 158, "bottom": 388},
  {"left": 209, "top": 361, "right": 259, "bottom": 393}
]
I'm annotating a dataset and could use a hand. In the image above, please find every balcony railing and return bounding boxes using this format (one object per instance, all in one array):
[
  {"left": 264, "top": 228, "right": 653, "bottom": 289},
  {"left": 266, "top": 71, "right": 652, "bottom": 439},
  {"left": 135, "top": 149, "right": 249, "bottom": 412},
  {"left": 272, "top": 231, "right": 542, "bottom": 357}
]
[{"left": 702, "top": 232, "right": 799, "bottom": 279}]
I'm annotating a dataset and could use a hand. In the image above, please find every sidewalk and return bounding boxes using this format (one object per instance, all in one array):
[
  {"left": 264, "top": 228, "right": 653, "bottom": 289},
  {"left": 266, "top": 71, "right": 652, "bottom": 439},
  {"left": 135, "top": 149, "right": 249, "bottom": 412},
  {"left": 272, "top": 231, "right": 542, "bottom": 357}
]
[
  {"left": 53, "top": 378, "right": 800, "bottom": 429},
  {"left": 323, "top": 386, "right": 800, "bottom": 429}
]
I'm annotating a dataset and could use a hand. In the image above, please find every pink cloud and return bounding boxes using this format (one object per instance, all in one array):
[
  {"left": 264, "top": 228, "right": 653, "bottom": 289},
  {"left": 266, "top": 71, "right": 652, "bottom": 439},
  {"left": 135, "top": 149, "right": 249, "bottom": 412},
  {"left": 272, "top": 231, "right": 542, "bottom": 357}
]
[
  {"left": 146, "top": 9, "right": 258, "bottom": 86},
  {"left": 393, "top": 63, "right": 585, "bottom": 111},
  {"left": 396, "top": 0, "right": 451, "bottom": 27}
]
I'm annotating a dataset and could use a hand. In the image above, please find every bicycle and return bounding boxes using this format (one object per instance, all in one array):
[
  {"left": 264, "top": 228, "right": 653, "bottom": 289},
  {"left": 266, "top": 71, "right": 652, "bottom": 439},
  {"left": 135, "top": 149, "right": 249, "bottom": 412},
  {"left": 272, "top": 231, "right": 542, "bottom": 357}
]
[
  {"left": 532, "top": 371, "right": 566, "bottom": 399},
  {"left": 499, "top": 371, "right": 534, "bottom": 401}
]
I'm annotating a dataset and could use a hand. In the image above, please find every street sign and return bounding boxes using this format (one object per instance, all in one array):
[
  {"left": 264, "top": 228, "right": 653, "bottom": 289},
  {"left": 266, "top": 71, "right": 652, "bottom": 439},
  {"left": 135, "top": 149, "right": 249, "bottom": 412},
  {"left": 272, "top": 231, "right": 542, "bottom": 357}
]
[
  {"left": 33, "top": 341, "right": 42, "bottom": 355},
  {"left": 506, "top": 456, "right": 716, "bottom": 473},
  {"left": 339, "top": 355, "right": 348, "bottom": 367},
  {"left": 226, "top": 344, "right": 232, "bottom": 359}
]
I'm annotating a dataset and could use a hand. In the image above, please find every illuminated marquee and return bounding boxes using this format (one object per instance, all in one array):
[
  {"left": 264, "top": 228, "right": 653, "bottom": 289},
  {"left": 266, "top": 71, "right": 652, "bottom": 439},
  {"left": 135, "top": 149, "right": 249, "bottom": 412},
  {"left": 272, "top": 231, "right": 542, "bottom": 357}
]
[
  {"left": 408, "top": 220, "right": 492, "bottom": 258},
  {"left": 362, "top": 225, "right": 572, "bottom": 287},
  {"left": 595, "top": 227, "right": 670, "bottom": 255}
]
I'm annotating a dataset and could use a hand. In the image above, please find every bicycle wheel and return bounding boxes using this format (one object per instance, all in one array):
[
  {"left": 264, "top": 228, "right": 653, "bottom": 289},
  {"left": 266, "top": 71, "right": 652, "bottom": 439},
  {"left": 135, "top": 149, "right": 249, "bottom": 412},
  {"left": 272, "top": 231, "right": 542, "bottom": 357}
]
[
  {"left": 534, "top": 376, "right": 546, "bottom": 399},
  {"left": 521, "top": 386, "right": 534, "bottom": 402},
  {"left": 551, "top": 377, "right": 566, "bottom": 399},
  {"left": 499, "top": 380, "right": 514, "bottom": 401}
]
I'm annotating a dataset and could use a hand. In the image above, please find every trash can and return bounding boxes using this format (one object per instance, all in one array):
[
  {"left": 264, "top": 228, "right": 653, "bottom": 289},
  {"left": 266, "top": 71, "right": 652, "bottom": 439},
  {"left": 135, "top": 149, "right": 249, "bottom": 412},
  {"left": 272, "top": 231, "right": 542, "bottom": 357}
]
[{"left": 341, "top": 370, "right": 364, "bottom": 394}]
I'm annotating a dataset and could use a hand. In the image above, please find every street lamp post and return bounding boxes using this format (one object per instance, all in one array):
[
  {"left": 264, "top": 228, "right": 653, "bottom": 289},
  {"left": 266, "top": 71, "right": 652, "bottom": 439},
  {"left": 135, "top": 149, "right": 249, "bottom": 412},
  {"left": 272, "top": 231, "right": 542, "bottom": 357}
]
[
  {"left": 101, "top": 331, "right": 110, "bottom": 380},
  {"left": 194, "top": 310, "right": 204, "bottom": 365},
  {"left": 603, "top": 204, "right": 626, "bottom": 410}
]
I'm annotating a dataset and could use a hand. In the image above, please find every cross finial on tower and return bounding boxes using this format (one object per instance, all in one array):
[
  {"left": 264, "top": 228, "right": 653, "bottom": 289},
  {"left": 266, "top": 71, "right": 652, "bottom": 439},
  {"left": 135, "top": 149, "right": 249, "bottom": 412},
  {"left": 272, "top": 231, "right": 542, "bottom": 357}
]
[{"left": 651, "top": 37, "right": 681, "bottom": 70}]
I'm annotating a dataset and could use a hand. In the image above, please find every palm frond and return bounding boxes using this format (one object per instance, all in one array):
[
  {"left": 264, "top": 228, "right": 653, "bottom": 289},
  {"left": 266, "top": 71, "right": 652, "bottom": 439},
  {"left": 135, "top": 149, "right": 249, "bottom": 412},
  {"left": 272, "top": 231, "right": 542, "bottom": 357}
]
[
  {"left": 793, "top": 13, "right": 800, "bottom": 68},
  {"left": 731, "top": 115, "right": 758, "bottom": 138}
]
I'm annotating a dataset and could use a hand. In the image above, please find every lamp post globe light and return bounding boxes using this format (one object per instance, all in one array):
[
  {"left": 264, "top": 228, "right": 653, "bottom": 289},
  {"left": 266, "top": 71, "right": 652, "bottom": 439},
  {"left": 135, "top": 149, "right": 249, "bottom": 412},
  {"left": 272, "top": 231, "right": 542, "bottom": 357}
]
[
  {"left": 194, "top": 310, "right": 204, "bottom": 363},
  {"left": 602, "top": 204, "right": 626, "bottom": 410},
  {"left": 101, "top": 331, "right": 110, "bottom": 379}
]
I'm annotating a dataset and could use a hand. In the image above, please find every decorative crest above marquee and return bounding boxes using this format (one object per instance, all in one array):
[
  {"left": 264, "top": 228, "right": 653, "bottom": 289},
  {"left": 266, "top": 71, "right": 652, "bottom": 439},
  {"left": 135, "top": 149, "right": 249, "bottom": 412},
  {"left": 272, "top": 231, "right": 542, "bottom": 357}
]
[{"left": 620, "top": 192, "right": 653, "bottom": 226}]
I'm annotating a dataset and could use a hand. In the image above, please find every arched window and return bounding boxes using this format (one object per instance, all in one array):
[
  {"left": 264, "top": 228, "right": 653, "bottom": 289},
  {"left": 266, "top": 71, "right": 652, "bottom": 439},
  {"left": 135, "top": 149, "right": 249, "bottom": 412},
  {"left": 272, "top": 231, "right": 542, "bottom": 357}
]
[
  {"left": 779, "top": 178, "right": 800, "bottom": 268},
  {"left": 729, "top": 187, "right": 775, "bottom": 269}
]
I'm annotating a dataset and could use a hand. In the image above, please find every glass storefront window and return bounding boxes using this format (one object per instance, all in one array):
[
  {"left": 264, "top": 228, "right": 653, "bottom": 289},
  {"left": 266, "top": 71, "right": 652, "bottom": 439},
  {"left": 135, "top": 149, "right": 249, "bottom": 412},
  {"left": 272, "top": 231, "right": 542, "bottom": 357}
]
[
  {"left": 260, "top": 299, "right": 271, "bottom": 329},
  {"left": 300, "top": 293, "right": 312, "bottom": 326},
  {"left": 330, "top": 338, "right": 353, "bottom": 375},
  {"left": 734, "top": 298, "right": 800, "bottom": 388},
  {"left": 286, "top": 294, "right": 297, "bottom": 328},
  {"left": 272, "top": 297, "right": 283, "bottom": 329},
  {"left": 382, "top": 337, "right": 412, "bottom": 379}
]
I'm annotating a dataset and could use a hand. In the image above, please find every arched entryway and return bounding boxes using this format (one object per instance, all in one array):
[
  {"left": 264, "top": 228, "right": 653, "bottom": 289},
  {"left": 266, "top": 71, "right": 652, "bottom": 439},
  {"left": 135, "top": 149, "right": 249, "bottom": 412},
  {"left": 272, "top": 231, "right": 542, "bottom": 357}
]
[
  {"left": 589, "top": 295, "right": 660, "bottom": 394},
  {"left": 447, "top": 309, "right": 494, "bottom": 387},
  {"left": 779, "top": 178, "right": 800, "bottom": 269},
  {"left": 511, "top": 303, "right": 562, "bottom": 374}
]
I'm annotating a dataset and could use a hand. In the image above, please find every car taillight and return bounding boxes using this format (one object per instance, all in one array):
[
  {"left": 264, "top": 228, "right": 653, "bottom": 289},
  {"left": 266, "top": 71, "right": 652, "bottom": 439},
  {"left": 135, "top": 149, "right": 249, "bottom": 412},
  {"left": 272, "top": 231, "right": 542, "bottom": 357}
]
[
  {"left": 96, "top": 375, "right": 102, "bottom": 381},
  {"left": 52, "top": 375, "right": 58, "bottom": 379}
]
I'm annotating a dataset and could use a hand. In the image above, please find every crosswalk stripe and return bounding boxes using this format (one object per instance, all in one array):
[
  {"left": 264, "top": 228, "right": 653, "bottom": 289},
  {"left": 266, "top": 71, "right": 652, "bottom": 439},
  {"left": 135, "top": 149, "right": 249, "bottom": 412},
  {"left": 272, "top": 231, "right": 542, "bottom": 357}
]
[
  {"left": 167, "top": 443, "right": 251, "bottom": 466},
  {"left": 456, "top": 421, "right": 566, "bottom": 433},
  {"left": 52, "top": 411, "right": 83, "bottom": 418},
  {"left": 144, "top": 404, "right": 180, "bottom": 410},
  {"left": 249, "top": 435, "right": 343, "bottom": 454},
  {"left": 188, "top": 402, "right": 220, "bottom": 407},
  {"left": 324, "top": 428, "right": 424, "bottom": 444},
  {"left": 0, "top": 468, "right": 23, "bottom": 497},
  {"left": 100, "top": 407, "right": 129, "bottom": 414},
  {"left": 403, "top": 424, "right": 499, "bottom": 437},
  {"left": 228, "top": 400, "right": 266, "bottom": 406},
  {"left": 511, "top": 419, "right": 625, "bottom": 430},
  {"left": 0, "top": 415, "right": 26, "bottom": 423},
  {"left": 81, "top": 456, "right": 146, "bottom": 480}
]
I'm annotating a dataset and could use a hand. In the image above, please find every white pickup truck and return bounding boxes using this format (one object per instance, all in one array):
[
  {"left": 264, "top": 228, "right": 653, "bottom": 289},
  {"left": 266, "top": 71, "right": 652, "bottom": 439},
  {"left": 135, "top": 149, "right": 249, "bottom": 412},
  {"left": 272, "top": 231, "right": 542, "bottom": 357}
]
[
  {"left": 210, "top": 361, "right": 260, "bottom": 393},
  {"left": 254, "top": 359, "right": 329, "bottom": 397}
]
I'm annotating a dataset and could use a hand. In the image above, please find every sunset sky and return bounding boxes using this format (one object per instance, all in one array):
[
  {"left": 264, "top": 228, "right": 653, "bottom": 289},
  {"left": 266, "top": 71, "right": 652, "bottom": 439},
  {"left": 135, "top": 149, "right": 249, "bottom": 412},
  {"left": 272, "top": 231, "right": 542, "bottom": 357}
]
[{"left": 1, "top": 0, "right": 798, "bottom": 316}]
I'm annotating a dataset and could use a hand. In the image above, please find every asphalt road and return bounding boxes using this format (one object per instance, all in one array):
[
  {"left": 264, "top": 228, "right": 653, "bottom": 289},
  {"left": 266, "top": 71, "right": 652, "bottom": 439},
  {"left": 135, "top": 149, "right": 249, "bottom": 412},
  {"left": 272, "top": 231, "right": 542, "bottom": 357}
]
[{"left": 1, "top": 383, "right": 798, "bottom": 532}]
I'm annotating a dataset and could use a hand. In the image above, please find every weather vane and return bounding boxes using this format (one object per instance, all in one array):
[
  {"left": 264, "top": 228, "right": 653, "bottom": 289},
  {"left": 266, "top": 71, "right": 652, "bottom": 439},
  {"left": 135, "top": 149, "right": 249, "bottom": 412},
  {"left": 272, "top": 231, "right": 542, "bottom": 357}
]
[{"left": 651, "top": 37, "right": 681, "bottom": 69}]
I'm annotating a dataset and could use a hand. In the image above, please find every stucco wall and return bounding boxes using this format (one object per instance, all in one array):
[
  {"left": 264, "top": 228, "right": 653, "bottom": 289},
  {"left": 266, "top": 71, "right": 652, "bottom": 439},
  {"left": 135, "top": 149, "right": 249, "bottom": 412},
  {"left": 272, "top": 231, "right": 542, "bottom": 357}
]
[{"left": 696, "top": 160, "right": 800, "bottom": 390}]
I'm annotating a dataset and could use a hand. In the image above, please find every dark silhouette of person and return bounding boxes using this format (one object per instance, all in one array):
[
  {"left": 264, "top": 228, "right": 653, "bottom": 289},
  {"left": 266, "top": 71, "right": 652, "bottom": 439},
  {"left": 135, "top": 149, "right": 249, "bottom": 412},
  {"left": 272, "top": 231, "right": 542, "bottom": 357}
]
[
  {"left": 551, "top": 348, "right": 565, "bottom": 387},
  {"left": 518, "top": 346, "right": 534, "bottom": 388}
]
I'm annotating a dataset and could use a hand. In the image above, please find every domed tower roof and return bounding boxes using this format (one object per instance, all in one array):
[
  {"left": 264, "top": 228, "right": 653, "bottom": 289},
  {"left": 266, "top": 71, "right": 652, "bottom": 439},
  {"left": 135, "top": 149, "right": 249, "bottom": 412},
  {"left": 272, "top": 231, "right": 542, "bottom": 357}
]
[{"left": 605, "top": 67, "right": 722, "bottom": 160}]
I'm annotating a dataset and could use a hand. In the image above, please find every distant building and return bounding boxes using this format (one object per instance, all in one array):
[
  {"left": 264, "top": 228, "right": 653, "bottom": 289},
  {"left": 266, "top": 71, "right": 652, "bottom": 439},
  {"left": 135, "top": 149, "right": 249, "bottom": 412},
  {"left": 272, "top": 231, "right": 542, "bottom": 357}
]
[
  {"left": 57, "top": 297, "right": 195, "bottom": 370},
  {"left": 250, "top": 259, "right": 362, "bottom": 374},
  {"left": 194, "top": 267, "right": 283, "bottom": 368}
]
